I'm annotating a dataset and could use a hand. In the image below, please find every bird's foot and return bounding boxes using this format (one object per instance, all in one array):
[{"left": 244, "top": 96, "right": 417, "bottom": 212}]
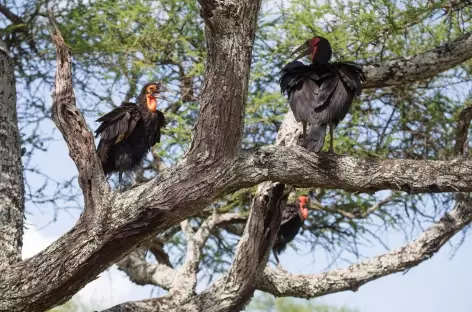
[
  {"left": 297, "top": 136, "right": 307, "bottom": 148},
  {"left": 276, "top": 263, "right": 284, "bottom": 270},
  {"left": 327, "top": 145, "right": 336, "bottom": 154}
]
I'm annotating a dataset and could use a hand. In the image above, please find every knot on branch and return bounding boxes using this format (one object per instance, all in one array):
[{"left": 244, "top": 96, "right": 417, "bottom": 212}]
[{"left": 197, "top": 0, "right": 217, "bottom": 19}]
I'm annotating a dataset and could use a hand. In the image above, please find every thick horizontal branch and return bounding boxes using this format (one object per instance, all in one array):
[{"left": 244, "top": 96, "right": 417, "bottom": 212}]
[
  {"left": 239, "top": 145, "right": 472, "bottom": 194},
  {"left": 257, "top": 194, "right": 472, "bottom": 298},
  {"left": 363, "top": 31, "right": 472, "bottom": 89}
]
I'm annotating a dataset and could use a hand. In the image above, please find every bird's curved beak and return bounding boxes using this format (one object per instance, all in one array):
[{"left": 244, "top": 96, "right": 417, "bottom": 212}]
[{"left": 289, "top": 42, "right": 312, "bottom": 61}]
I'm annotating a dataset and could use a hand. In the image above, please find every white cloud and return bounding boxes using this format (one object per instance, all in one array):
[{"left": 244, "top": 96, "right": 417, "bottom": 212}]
[{"left": 22, "top": 226, "right": 55, "bottom": 259}]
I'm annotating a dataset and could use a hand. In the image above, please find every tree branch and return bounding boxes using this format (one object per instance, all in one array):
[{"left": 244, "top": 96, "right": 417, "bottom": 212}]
[
  {"left": 0, "top": 5, "right": 23, "bottom": 25},
  {"left": 148, "top": 238, "right": 173, "bottom": 268},
  {"left": 117, "top": 248, "right": 176, "bottom": 290},
  {"left": 238, "top": 143, "right": 472, "bottom": 194},
  {"left": 47, "top": 10, "right": 109, "bottom": 201},
  {"left": 363, "top": 31, "right": 472, "bottom": 89},
  {"left": 257, "top": 194, "right": 472, "bottom": 298}
]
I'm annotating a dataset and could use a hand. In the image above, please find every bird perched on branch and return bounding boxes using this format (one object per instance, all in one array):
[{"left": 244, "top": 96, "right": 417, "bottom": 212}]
[
  {"left": 95, "top": 82, "right": 166, "bottom": 188},
  {"left": 273, "top": 195, "right": 310, "bottom": 269},
  {"left": 280, "top": 36, "right": 365, "bottom": 152}
]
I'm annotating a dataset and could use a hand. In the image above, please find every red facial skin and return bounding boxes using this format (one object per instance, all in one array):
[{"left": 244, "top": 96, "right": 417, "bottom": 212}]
[
  {"left": 309, "top": 37, "right": 320, "bottom": 62},
  {"left": 298, "top": 195, "right": 309, "bottom": 220}
]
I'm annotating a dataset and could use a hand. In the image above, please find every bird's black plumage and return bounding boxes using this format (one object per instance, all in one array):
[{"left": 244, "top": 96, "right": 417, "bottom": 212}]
[
  {"left": 280, "top": 36, "right": 365, "bottom": 152},
  {"left": 95, "top": 82, "right": 166, "bottom": 185},
  {"left": 273, "top": 196, "right": 309, "bottom": 268}
]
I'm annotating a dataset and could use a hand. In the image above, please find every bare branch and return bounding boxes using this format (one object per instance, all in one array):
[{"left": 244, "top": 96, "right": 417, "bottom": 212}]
[
  {"left": 148, "top": 239, "right": 173, "bottom": 268},
  {"left": 257, "top": 195, "right": 472, "bottom": 298},
  {"left": 117, "top": 248, "right": 177, "bottom": 290},
  {"left": 363, "top": 31, "right": 472, "bottom": 89},
  {"left": 47, "top": 10, "right": 109, "bottom": 200},
  {"left": 0, "top": 4, "right": 23, "bottom": 25},
  {"left": 174, "top": 212, "right": 245, "bottom": 297},
  {"left": 180, "top": 220, "right": 196, "bottom": 239}
]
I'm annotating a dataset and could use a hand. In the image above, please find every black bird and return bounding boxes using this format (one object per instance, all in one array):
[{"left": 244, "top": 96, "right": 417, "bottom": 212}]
[
  {"left": 273, "top": 195, "right": 310, "bottom": 269},
  {"left": 280, "top": 36, "right": 366, "bottom": 152},
  {"left": 95, "top": 82, "right": 166, "bottom": 187}
]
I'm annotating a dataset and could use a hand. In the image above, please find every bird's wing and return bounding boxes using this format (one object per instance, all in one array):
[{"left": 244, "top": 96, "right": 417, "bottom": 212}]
[
  {"left": 279, "top": 61, "right": 320, "bottom": 94},
  {"left": 150, "top": 110, "right": 167, "bottom": 145},
  {"left": 314, "top": 69, "right": 338, "bottom": 109},
  {"left": 280, "top": 204, "right": 299, "bottom": 226},
  {"left": 332, "top": 62, "right": 366, "bottom": 95},
  {"left": 95, "top": 103, "right": 140, "bottom": 144},
  {"left": 288, "top": 78, "right": 320, "bottom": 122}
]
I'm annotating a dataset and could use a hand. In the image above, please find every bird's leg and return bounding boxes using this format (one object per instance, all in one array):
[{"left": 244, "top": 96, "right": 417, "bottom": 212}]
[
  {"left": 273, "top": 249, "right": 283, "bottom": 270},
  {"left": 300, "top": 122, "right": 308, "bottom": 148},
  {"left": 127, "top": 172, "right": 136, "bottom": 186},
  {"left": 119, "top": 172, "right": 123, "bottom": 192},
  {"left": 328, "top": 124, "right": 334, "bottom": 153}
]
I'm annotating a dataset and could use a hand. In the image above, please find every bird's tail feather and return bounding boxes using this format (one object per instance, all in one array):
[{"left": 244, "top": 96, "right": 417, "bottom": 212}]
[{"left": 305, "top": 124, "right": 326, "bottom": 152}]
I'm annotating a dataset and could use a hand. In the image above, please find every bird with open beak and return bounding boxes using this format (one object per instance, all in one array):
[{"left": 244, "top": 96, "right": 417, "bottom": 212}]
[
  {"left": 280, "top": 36, "right": 365, "bottom": 153},
  {"left": 95, "top": 82, "right": 167, "bottom": 189}
]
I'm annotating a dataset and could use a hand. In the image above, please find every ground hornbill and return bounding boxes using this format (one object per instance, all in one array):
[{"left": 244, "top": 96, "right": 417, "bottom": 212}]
[
  {"left": 280, "top": 36, "right": 366, "bottom": 152},
  {"left": 95, "top": 82, "right": 166, "bottom": 187},
  {"left": 273, "top": 195, "right": 310, "bottom": 269}
]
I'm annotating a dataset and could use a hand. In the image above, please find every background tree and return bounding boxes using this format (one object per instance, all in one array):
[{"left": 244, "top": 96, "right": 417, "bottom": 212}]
[{"left": 1, "top": 0, "right": 472, "bottom": 311}]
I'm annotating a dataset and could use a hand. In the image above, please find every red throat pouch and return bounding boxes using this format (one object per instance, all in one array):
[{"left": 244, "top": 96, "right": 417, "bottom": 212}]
[
  {"left": 299, "top": 196, "right": 309, "bottom": 220},
  {"left": 301, "top": 208, "right": 309, "bottom": 220},
  {"left": 147, "top": 95, "right": 157, "bottom": 112}
]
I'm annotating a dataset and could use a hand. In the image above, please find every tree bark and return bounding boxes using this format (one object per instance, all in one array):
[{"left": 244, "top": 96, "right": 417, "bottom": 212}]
[
  {"left": 0, "top": 38, "right": 24, "bottom": 268},
  {"left": 188, "top": 0, "right": 262, "bottom": 159},
  {"left": 363, "top": 31, "right": 472, "bottom": 89}
]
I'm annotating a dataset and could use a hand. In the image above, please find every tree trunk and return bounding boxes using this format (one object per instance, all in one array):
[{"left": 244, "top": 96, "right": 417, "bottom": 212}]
[{"left": 0, "top": 38, "right": 24, "bottom": 268}]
